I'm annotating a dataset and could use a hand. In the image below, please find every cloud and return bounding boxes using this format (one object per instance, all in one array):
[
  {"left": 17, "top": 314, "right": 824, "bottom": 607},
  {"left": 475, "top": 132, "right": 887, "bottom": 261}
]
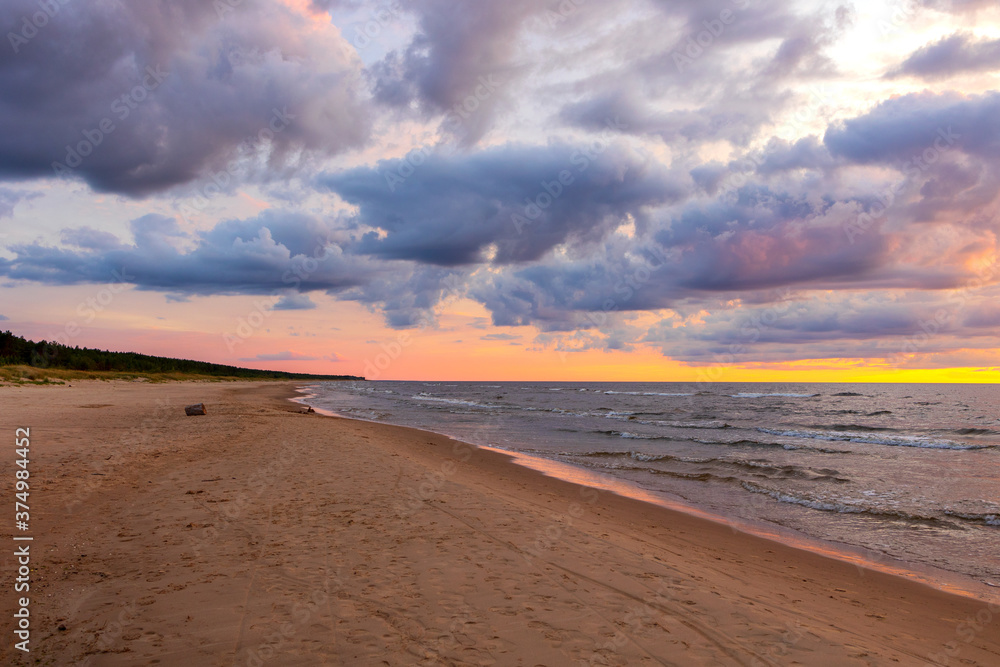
[
  {"left": 0, "top": 0, "right": 370, "bottom": 196},
  {"left": 824, "top": 91, "right": 1000, "bottom": 164},
  {"left": 0, "top": 211, "right": 372, "bottom": 296},
  {"left": 322, "top": 141, "right": 688, "bottom": 266},
  {"left": 560, "top": 89, "right": 776, "bottom": 148},
  {"left": 888, "top": 32, "right": 1000, "bottom": 79},
  {"left": 468, "top": 188, "right": 904, "bottom": 329},
  {"left": 0, "top": 187, "right": 40, "bottom": 218},
  {"left": 272, "top": 294, "right": 317, "bottom": 310},
  {"left": 643, "top": 286, "right": 1000, "bottom": 363},
  {"left": 481, "top": 333, "right": 520, "bottom": 341},
  {"left": 368, "top": 0, "right": 546, "bottom": 145},
  {"left": 559, "top": 1, "right": 848, "bottom": 150},
  {"left": 239, "top": 351, "right": 319, "bottom": 361},
  {"left": 918, "top": 0, "right": 998, "bottom": 14}
]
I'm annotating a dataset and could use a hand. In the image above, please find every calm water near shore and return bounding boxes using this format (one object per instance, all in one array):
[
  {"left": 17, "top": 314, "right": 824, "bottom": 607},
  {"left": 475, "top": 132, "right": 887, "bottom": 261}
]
[{"left": 296, "top": 381, "right": 1000, "bottom": 595}]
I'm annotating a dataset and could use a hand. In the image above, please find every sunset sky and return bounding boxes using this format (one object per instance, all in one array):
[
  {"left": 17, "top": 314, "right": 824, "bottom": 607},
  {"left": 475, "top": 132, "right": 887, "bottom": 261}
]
[{"left": 1, "top": 0, "right": 999, "bottom": 381}]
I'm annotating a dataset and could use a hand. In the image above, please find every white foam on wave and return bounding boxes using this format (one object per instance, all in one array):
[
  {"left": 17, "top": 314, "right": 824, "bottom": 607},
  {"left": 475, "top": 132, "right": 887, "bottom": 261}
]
[
  {"left": 615, "top": 431, "right": 654, "bottom": 439},
  {"left": 733, "top": 392, "right": 819, "bottom": 398},
  {"left": 411, "top": 394, "right": 497, "bottom": 409},
  {"left": 604, "top": 390, "right": 696, "bottom": 397},
  {"left": 596, "top": 410, "right": 636, "bottom": 420},
  {"left": 756, "top": 427, "right": 988, "bottom": 450},
  {"left": 651, "top": 419, "right": 728, "bottom": 430},
  {"left": 742, "top": 481, "right": 867, "bottom": 513}
]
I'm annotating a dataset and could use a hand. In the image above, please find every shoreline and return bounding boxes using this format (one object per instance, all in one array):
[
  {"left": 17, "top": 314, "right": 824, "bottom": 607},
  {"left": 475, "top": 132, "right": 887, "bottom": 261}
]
[
  {"left": 3, "top": 379, "right": 998, "bottom": 664},
  {"left": 290, "top": 383, "right": 1000, "bottom": 607}
]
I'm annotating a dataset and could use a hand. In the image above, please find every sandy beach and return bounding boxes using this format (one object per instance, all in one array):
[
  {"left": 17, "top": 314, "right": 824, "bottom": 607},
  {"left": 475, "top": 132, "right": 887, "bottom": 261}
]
[{"left": 1, "top": 380, "right": 998, "bottom": 666}]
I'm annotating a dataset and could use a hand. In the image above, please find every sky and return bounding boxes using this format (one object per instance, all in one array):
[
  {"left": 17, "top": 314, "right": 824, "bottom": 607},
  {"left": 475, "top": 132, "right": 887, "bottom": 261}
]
[{"left": 1, "top": 0, "right": 999, "bottom": 382}]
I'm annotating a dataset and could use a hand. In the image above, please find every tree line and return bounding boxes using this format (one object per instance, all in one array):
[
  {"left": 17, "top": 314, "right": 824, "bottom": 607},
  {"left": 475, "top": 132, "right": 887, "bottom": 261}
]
[{"left": 0, "top": 331, "right": 362, "bottom": 380}]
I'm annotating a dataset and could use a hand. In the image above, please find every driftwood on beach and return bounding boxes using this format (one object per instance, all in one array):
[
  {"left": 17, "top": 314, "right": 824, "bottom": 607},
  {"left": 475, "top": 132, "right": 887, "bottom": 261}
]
[{"left": 184, "top": 403, "right": 207, "bottom": 416}]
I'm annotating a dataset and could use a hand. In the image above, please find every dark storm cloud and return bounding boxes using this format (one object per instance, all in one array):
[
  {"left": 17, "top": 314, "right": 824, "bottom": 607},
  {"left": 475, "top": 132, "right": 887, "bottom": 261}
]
[
  {"left": 321, "top": 142, "right": 688, "bottom": 266},
  {"left": 888, "top": 32, "right": 1000, "bottom": 80},
  {"left": 0, "top": 0, "right": 370, "bottom": 196},
  {"left": 467, "top": 188, "right": 901, "bottom": 330},
  {"left": 0, "top": 212, "right": 370, "bottom": 295}
]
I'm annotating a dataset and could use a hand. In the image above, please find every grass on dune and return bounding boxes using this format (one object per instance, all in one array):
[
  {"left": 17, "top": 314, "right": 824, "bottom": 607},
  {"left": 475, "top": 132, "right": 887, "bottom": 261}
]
[{"left": 0, "top": 365, "right": 286, "bottom": 386}]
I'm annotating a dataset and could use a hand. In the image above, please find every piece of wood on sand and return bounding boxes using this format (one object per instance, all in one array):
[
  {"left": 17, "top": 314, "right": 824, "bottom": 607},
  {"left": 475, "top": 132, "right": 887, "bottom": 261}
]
[{"left": 184, "top": 403, "right": 207, "bottom": 416}]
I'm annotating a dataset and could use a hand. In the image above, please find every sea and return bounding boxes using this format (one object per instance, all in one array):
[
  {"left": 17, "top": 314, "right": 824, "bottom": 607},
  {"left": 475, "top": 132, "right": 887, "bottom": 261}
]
[{"left": 295, "top": 381, "right": 1000, "bottom": 600}]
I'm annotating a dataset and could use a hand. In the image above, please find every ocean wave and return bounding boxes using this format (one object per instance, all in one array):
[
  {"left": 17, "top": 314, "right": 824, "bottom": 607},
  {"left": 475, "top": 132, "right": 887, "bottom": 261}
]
[
  {"left": 943, "top": 511, "right": 1000, "bottom": 527},
  {"left": 593, "top": 430, "right": 672, "bottom": 441},
  {"left": 617, "top": 431, "right": 654, "bottom": 440},
  {"left": 651, "top": 420, "right": 730, "bottom": 430},
  {"left": 410, "top": 395, "right": 498, "bottom": 409},
  {"left": 732, "top": 392, "right": 820, "bottom": 398},
  {"left": 593, "top": 410, "right": 637, "bottom": 419},
  {"left": 954, "top": 428, "right": 1000, "bottom": 436},
  {"left": 693, "top": 437, "right": 801, "bottom": 450},
  {"left": 587, "top": 460, "right": 735, "bottom": 483},
  {"left": 573, "top": 449, "right": 677, "bottom": 463},
  {"left": 815, "top": 423, "right": 897, "bottom": 433},
  {"left": 755, "top": 427, "right": 990, "bottom": 450},
  {"left": 740, "top": 482, "right": 947, "bottom": 524}
]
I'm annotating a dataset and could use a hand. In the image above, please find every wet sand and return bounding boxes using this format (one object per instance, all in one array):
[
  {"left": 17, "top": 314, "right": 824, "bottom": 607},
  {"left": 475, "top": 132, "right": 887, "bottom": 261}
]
[{"left": 1, "top": 380, "right": 997, "bottom": 665}]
